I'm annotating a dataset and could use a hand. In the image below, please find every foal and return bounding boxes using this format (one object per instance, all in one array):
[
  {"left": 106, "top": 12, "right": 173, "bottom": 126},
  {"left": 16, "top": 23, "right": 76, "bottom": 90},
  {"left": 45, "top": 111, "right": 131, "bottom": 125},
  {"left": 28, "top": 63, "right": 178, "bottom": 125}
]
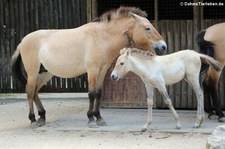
[{"left": 111, "top": 48, "right": 221, "bottom": 131}]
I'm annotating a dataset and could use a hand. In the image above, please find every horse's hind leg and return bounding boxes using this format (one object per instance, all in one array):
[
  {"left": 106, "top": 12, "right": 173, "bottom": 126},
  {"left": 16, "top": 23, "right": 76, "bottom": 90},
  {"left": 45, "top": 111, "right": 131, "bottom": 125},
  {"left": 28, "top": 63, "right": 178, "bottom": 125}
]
[
  {"left": 202, "top": 77, "right": 214, "bottom": 115},
  {"left": 26, "top": 75, "right": 38, "bottom": 126},
  {"left": 206, "top": 69, "right": 225, "bottom": 122},
  {"left": 34, "top": 72, "right": 53, "bottom": 126}
]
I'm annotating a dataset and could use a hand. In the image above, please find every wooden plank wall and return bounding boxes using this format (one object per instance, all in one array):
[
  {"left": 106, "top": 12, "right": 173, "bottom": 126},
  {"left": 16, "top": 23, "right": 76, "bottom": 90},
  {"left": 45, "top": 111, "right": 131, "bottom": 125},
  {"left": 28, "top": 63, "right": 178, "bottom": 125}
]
[{"left": 0, "top": 0, "right": 88, "bottom": 93}]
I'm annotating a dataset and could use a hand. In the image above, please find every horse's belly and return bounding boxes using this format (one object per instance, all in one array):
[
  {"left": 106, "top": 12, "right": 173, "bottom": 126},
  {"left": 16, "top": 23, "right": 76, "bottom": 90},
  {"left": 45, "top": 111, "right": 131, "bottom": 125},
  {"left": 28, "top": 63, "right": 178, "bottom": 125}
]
[
  {"left": 165, "top": 73, "right": 184, "bottom": 85},
  {"left": 42, "top": 61, "right": 86, "bottom": 78},
  {"left": 39, "top": 44, "right": 87, "bottom": 78}
]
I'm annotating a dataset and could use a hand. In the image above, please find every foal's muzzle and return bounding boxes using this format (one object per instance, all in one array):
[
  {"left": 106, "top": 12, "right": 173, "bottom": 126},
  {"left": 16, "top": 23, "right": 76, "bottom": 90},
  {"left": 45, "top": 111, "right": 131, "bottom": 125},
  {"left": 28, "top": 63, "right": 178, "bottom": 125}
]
[
  {"left": 111, "top": 72, "right": 119, "bottom": 81},
  {"left": 154, "top": 40, "right": 167, "bottom": 55}
]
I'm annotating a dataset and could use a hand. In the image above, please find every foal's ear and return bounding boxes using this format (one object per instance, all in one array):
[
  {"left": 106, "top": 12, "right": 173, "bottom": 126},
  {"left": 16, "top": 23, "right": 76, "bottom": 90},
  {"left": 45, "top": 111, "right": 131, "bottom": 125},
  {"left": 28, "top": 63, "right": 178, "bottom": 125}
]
[
  {"left": 120, "top": 48, "right": 127, "bottom": 55},
  {"left": 126, "top": 48, "right": 132, "bottom": 56},
  {"left": 129, "top": 12, "right": 141, "bottom": 21}
]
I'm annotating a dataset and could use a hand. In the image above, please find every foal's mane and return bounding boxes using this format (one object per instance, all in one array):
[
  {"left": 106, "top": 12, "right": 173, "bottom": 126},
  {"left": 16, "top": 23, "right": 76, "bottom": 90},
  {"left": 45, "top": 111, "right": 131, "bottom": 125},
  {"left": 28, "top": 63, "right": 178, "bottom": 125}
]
[
  {"left": 93, "top": 7, "right": 147, "bottom": 22},
  {"left": 128, "top": 48, "right": 155, "bottom": 59}
]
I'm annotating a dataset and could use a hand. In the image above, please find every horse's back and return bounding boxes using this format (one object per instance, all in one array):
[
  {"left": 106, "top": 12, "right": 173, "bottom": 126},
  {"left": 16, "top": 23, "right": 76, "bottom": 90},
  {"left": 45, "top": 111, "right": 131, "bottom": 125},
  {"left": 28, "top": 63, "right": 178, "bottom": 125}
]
[
  {"left": 205, "top": 23, "right": 225, "bottom": 42},
  {"left": 160, "top": 50, "right": 198, "bottom": 62}
]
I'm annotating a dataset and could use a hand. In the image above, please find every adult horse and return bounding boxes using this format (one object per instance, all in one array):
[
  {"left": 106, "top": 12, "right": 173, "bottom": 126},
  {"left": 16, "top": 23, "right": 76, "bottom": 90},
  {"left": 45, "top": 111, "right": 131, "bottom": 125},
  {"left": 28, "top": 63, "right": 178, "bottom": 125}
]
[
  {"left": 196, "top": 22, "right": 225, "bottom": 122},
  {"left": 12, "top": 7, "right": 167, "bottom": 127}
]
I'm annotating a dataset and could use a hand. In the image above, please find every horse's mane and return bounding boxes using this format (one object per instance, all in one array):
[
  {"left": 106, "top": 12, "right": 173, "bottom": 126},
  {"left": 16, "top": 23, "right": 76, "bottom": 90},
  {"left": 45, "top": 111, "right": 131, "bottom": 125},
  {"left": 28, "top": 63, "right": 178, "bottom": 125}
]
[
  {"left": 121, "top": 48, "right": 155, "bottom": 59},
  {"left": 93, "top": 7, "right": 147, "bottom": 22}
]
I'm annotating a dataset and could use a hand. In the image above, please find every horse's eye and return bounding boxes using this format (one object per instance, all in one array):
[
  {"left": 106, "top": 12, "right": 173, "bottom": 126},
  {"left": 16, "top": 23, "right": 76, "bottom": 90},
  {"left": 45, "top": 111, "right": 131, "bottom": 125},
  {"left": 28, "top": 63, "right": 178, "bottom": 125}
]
[
  {"left": 145, "top": 27, "right": 151, "bottom": 31},
  {"left": 120, "top": 62, "right": 124, "bottom": 65}
]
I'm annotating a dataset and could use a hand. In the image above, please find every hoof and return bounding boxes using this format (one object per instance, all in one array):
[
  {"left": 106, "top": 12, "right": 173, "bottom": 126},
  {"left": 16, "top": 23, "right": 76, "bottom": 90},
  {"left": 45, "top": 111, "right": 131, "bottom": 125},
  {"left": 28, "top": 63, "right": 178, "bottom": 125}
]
[
  {"left": 141, "top": 128, "right": 147, "bottom": 132},
  {"left": 96, "top": 119, "right": 107, "bottom": 126},
  {"left": 30, "top": 121, "right": 38, "bottom": 129},
  {"left": 208, "top": 112, "right": 218, "bottom": 120},
  {"left": 88, "top": 120, "right": 98, "bottom": 128},
  {"left": 218, "top": 116, "right": 225, "bottom": 123},
  {"left": 37, "top": 118, "right": 46, "bottom": 127},
  {"left": 175, "top": 125, "right": 181, "bottom": 129},
  {"left": 193, "top": 123, "right": 201, "bottom": 128}
]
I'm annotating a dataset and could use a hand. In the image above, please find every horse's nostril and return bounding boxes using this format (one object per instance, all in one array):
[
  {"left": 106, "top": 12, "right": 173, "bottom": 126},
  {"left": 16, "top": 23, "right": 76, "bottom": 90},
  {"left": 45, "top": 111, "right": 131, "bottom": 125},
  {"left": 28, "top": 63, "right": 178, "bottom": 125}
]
[{"left": 162, "top": 45, "right": 166, "bottom": 51}]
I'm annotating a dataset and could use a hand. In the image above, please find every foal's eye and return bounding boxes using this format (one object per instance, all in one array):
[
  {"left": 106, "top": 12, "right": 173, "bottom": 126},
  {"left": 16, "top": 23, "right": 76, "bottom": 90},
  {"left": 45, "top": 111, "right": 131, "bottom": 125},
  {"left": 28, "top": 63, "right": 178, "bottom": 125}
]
[
  {"left": 120, "top": 62, "right": 124, "bottom": 65},
  {"left": 145, "top": 27, "right": 151, "bottom": 31}
]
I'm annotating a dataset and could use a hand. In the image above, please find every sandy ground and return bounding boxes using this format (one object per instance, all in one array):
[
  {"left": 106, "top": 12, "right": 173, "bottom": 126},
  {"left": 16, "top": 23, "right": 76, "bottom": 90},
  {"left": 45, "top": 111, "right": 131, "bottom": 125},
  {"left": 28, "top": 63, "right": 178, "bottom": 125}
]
[{"left": 0, "top": 93, "right": 221, "bottom": 149}]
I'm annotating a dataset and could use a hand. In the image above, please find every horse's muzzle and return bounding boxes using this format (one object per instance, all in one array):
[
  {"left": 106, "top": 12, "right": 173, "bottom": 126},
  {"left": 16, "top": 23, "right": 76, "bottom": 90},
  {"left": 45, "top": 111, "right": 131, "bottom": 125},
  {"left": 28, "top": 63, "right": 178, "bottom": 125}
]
[{"left": 154, "top": 40, "right": 167, "bottom": 55}]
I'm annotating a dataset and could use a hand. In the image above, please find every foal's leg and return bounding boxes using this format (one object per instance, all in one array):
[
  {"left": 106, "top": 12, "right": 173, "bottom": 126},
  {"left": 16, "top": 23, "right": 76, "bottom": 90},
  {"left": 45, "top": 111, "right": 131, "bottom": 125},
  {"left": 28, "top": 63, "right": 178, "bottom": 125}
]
[
  {"left": 34, "top": 72, "right": 53, "bottom": 126},
  {"left": 142, "top": 85, "right": 154, "bottom": 132},
  {"left": 158, "top": 85, "right": 181, "bottom": 129},
  {"left": 186, "top": 75, "right": 204, "bottom": 128}
]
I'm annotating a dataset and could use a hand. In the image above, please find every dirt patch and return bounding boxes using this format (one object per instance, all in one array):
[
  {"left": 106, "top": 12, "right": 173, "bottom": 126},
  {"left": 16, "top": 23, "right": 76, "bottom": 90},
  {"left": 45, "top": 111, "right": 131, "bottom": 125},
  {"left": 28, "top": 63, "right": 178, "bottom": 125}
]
[{"left": 0, "top": 97, "right": 211, "bottom": 149}]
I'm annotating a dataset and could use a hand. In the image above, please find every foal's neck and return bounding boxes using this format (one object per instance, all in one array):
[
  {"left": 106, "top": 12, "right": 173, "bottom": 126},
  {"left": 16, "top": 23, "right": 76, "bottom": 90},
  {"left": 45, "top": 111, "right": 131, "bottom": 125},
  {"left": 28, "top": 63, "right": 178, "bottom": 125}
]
[{"left": 128, "top": 56, "right": 150, "bottom": 77}]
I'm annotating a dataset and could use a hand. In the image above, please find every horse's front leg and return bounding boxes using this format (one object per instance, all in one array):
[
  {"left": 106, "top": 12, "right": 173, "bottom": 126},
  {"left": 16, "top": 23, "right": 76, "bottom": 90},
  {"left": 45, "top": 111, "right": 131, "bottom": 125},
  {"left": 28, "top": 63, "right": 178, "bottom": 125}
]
[
  {"left": 87, "top": 67, "right": 107, "bottom": 127},
  {"left": 93, "top": 67, "right": 109, "bottom": 126},
  {"left": 158, "top": 85, "right": 181, "bottom": 129},
  {"left": 93, "top": 89, "right": 107, "bottom": 126},
  {"left": 142, "top": 85, "right": 154, "bottom": 132},
  {"left": 87, "top": 91, "right": 97, "bottom": 127}
]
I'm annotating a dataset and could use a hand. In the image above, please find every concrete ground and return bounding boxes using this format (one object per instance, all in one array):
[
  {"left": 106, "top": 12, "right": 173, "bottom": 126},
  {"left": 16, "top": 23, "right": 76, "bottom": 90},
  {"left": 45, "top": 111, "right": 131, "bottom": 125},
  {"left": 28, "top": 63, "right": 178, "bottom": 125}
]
[{"left": 0, "top": 93, "right": 223, "bottom": 149}]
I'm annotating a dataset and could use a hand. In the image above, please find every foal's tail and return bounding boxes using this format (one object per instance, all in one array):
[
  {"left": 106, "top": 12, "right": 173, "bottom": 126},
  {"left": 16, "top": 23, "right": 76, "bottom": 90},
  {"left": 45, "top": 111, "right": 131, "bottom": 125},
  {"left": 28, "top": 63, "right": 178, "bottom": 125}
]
[
  {"left": 199, "top": 54, "right": 221, "bottom": 71},
  {"left": 11, "top": 44, "right": 27, "bottom": 88}
]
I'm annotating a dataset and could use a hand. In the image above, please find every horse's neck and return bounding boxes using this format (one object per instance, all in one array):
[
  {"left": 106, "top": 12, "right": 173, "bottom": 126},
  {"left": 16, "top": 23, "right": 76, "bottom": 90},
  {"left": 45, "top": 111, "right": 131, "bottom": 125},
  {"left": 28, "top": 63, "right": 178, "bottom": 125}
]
[{"left": 95, "top": 19, "right": 136, "bottom": 62}]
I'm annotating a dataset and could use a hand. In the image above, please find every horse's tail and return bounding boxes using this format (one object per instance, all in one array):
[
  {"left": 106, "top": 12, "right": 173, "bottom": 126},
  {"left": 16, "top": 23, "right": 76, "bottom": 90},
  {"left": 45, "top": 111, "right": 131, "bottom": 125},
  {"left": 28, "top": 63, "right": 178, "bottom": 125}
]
[
  {"left": 11, "top": 44, "right": 27, "bottom": 87},
  {"left": 199, "top": 54, "right": 221, "bottom": 71},
  {"left": 196, "top": 30, "right": 215, "bottom": 54},
  {"left": 196, "top": 30, "right": 216, "bottom": 73}
]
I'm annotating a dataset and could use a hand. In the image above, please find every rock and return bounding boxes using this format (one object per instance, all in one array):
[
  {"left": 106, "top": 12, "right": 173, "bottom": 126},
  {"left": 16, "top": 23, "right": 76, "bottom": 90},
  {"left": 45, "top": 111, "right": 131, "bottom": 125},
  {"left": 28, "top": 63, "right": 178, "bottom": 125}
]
[{"left": 206, "top": 125, "right": 225, "bottom": 149}]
